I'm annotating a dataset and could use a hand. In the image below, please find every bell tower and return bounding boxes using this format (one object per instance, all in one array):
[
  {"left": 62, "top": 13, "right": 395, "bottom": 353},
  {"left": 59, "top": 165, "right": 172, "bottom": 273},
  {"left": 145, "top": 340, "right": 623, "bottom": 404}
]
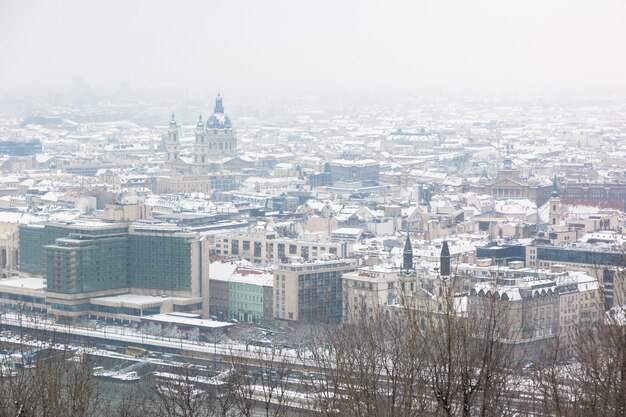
[
  {"left": 440, "top": 240, "right": 451, "bottom": 278},
  {"left": 193, "top": 114, "right": 209, "bottom": 167},
  {"left": 549, "top": 174, "right": 561, "bottom": 227},
  {"left": 402, "top": 233, "right": 414, "bottom": 274},
  {"left": 166, "top": 113, "right": 179, "bottom": 163}
]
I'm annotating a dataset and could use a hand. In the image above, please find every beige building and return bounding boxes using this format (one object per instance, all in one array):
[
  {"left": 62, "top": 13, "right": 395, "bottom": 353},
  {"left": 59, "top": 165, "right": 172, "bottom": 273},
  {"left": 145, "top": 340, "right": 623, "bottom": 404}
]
[
  {"left": 103, "top": 202, "right": 152, "bottom": 222},
  {"left": 398, "top": 255, "right": 602, "bottom": 362},
  {"left": 469, "top": 159, "right": 552, "bottom": 207},
  {"left": 469, "top": 265, "right": 601, "bottom": 362},
  {"left": 0, "top": 223, "right": 19, "bottom": 278},
  {"left": 149, "top": 173, "right": 238, "bottom": 195},
  {"left": 153, "top": 175, "right": 213, "bottom": 194},
  {"left": 214, "top": 230, "right": 350, "bottom": 264},
  {"left": 341, "top": 265, "right": 398, "bottom": 322}
]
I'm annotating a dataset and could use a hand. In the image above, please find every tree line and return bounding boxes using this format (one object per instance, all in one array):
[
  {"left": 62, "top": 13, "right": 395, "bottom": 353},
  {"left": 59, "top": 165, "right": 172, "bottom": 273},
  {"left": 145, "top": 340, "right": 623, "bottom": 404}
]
[{"left": 0, "top": 291, "right": 624, "bottom": 417}]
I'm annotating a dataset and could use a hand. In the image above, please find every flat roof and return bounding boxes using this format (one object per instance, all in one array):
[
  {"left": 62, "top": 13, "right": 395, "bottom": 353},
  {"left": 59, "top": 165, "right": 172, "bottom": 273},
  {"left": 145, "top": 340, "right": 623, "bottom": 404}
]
[
  {"left": 0, "top": 277, "right": 46, "bottom": 291},
  {"left": 331, "top": 227, "right": 363, "bottom": 235},
  {"left": 90, "top": 293, "right": 189, "bottom": 308},
  {"left": 141, "top": 314, "right": 234, "bottom": 330}
]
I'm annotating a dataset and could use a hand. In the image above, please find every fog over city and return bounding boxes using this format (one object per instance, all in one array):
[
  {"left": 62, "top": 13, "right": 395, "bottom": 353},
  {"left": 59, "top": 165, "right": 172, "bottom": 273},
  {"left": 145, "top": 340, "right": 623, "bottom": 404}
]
[
  {"left": 2, "top": 0, "right": 626, "bottom": 96},
  {"left": 1, "top": 2, "right": 626, "bottom": 417}
]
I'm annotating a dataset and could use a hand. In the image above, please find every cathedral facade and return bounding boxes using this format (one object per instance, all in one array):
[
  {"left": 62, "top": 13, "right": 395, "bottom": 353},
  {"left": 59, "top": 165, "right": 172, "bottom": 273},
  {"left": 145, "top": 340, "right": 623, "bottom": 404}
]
[{"left": 166, "top": 94, "right": 237, "bottom": 175}]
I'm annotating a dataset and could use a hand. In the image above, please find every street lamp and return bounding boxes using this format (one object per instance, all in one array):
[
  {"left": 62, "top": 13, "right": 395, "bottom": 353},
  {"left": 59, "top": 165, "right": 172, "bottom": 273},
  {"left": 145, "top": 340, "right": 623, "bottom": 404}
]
[{"left": 214, "top": 336, "right": 218, "bottom": 369}]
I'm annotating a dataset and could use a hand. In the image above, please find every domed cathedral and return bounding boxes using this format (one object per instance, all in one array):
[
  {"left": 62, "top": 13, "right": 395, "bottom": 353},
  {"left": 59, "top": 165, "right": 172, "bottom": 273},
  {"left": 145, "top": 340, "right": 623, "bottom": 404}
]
[
  {"left": 191, "top": 94, "right": 237, "bottom": 174},
  {"left": 165, "top": 94, "right": 237, "bottom": 174}
]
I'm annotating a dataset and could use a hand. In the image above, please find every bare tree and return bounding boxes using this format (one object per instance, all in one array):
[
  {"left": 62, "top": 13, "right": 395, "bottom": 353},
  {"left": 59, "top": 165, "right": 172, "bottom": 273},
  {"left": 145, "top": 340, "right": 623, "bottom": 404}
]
[
  {"left": 228, "top": 323, "right": 264, "bottom": 352},
  {"left": 0, "top": 345, "right": 103, "bottom": 417},
  {"left": 150, "top": 362, "right": 214, "bottom": 417},
  {"left": 307, "top": 310, "right": 429, "bottom": 417},
  {"left": 411, "top": 276, "right": 524, "bottom": 417},
  {"left": 307, "top": 272, "right": 525, "bottom": 417},
  {"left": 102, "top": 385, "right": 153, "bottom": 417},
  {"left": 534, "top": 308, "right": 626, "bottom": 417},
  {"left": 227, "top": 343, "right": 299, "bottom": 417}
]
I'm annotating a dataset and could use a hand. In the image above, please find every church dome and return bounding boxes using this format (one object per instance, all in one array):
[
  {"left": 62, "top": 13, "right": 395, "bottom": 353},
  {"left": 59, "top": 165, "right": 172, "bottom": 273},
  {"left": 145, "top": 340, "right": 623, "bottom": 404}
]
[
  {"left": 206, "top": 113, "right": 232, "bottom": 129},
  {"left": 206, "top": 94, "right": 232, "bottom": 129}
]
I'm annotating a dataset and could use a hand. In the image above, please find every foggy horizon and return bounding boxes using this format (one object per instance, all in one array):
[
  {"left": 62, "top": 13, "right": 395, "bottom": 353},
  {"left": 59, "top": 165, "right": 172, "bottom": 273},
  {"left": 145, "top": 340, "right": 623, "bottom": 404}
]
[{"left": 2, "top": 0, "right": 626, "bottom": 98}]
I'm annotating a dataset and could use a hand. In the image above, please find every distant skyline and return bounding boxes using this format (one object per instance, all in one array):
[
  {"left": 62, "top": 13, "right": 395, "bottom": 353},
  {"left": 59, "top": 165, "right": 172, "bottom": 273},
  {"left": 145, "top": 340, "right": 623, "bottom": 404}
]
[{"left": 1, "top": 0, "right": 626, "bottom": 97}]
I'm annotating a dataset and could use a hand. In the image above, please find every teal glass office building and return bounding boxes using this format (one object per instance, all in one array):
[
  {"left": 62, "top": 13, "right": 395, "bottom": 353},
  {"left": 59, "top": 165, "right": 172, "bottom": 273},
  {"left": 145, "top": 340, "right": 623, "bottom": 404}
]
[
  {"left": 19, "top": 223, "right": 203, "bottom": 294},
  {"left": 129, "top": 230, "right": 193, "bottom": 291}
]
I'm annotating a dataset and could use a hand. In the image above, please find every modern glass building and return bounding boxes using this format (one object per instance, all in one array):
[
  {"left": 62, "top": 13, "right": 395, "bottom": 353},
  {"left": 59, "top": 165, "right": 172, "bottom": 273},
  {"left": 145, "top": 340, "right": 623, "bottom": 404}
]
[
  {"left": 129, "top": 229, "right": 193, "bottom": 291},
  {"left": 476, "top": 244, "right": 527, "bottom": 266},
  {"left": 534, "top": 246, "right": 625, "bottom": 267},
  {"left": 45, "top": 232, "right": 129, "bottom": 293},
  {"left": 20, "top": 224, "right": 128, "bottom": 275},
  {"left": 18, "top": 221, "right": 210, "bottom": 321}
]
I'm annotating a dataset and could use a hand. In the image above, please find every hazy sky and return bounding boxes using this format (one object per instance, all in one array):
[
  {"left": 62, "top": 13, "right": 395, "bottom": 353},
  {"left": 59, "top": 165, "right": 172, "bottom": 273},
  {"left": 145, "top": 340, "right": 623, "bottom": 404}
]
[{"left": 1, "top": 0, "right": 625, "bottom": 96}]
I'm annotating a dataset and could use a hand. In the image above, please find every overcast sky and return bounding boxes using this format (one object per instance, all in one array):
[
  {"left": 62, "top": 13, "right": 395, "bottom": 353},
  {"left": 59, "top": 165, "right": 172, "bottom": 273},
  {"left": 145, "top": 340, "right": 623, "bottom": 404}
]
[{"left": 1, "top": 0, "right": 625, "bottom": 96}]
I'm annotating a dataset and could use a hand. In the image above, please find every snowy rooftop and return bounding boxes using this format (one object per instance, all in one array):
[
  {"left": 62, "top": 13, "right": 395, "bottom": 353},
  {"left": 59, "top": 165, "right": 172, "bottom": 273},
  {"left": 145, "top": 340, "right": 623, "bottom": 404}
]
[
  {"left": 331, "top": 227, "right": 363, "bottom": 236},
  {"left": 230, "top": 269, "right": 274, "bottom": 287},
  {"left": 141, "top": 313, "right": 234, "bottom": 329},
  {"left": 0, "top": 277, "right": 46, "bottom": 291},
  {"left": 0, "top": 211, "right": 39, "bottom": 224},
  {"left": 209, "top": 259, "right": 254, "bottom": 281},
  {"left": 90, "top": 293, "right": 188, "bottom": 307}
]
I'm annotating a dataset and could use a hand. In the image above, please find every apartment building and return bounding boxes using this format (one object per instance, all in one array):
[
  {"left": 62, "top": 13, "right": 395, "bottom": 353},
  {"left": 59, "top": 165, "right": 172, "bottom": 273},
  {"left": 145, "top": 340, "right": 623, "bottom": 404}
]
[
  {"left": 274, "top": 259, "right": 356, "bottom": 324},
  {"left": 341, "top": 265, "right": 398, "bottom": 322},
  {"left": 213, "top": 230, "right": 350, "bottom": 264},
  {"left": 469, "top": 265, "right": 601, "bottom": 362}
]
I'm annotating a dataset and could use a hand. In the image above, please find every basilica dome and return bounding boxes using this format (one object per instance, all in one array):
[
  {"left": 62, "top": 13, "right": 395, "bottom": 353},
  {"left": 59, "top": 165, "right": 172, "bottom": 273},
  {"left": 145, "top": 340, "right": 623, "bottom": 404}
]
[{"left": 206, "top": 94, "right": 232, "bottom": 129}]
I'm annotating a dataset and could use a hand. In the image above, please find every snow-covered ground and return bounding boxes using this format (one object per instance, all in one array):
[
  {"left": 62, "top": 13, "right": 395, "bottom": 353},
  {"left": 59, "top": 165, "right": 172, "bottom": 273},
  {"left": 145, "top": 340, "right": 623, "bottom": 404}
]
[{"left": 0, "top": 312, "right": 312, "bottom": 367}]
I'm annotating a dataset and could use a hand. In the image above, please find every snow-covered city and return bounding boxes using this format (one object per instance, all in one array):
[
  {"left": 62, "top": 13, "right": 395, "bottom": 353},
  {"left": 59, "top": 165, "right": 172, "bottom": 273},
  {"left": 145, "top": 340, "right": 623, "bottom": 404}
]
[{"left": 1, "top": 1, "right": 626, "bottom": 416}]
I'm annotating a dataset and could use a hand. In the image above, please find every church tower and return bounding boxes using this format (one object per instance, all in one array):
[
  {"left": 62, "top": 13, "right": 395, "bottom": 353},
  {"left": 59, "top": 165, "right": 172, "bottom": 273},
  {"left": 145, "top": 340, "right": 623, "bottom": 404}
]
[
  {"left": 193, "top": 114, "right": 209, "bottom": 166},
  {"left": 397, "top": 233, "right": 416, "bottom": 304},
  {"left": 440, "top": 240, "right": 451, "bottom": 278},
  {"left": 549, "top": 174, "right": 561, "bottom": 227},
  {"left": 402, "top": 233, "right": 414, "bottom": 274},
  {"left": 166, "top": 113, "right": 179, "bottom": 163}
]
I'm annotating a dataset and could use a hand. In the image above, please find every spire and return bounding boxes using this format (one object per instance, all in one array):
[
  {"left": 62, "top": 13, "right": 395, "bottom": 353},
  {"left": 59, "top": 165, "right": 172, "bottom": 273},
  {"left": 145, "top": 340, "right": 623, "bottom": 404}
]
[
  {"left": 403, "top": 233, "right": 414, "bottom": 273},
  {"left": 197, "top": 113, "right": 204, "bottom": 128},
  {"left": 479, "top": 167, "right": 489, "bottom": 183},
  {"left": 550, "top": 174, "right": 559, "bottom": 198},
  {"left": 169, "top": 113, "right": 177, "bottom": 127},
  {"left": 440, "top": 240, "right": 451, "bottom": 277},
  {"left": 214, "top": 94, "right": 224, "bottom": 113}
]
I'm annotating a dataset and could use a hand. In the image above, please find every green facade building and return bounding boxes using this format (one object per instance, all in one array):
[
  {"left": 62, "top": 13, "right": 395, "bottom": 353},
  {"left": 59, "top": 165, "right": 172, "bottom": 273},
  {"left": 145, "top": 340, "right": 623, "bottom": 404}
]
[
  {"left": 18, "top": 222, "right": 210, "bottom": 321},
  {"left": 228, "top": 281, "right": 266, "bottom": 323}
]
